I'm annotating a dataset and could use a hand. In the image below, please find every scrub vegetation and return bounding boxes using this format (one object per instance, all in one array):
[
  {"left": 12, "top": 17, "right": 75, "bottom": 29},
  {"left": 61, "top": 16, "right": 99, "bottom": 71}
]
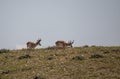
[{"left": 0, "top": 46, "right": 120, "bottom": 79}]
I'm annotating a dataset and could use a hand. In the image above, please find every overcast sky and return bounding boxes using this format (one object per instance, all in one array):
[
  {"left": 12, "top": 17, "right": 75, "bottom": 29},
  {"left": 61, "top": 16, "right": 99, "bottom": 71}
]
[{"left": 0, "top": 0, "right": 120, "bottom": 49}]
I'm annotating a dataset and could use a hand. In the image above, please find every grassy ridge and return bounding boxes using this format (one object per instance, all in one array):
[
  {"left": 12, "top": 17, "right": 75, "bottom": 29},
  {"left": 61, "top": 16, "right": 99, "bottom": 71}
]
[{"left": 0, "top": 46, "right": 120, "bottom": 79}]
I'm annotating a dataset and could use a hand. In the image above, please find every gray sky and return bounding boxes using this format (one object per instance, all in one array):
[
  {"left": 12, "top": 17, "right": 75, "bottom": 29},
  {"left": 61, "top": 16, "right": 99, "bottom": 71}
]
[{"left": 0, "top": 0, "right": 120, "bottom": 49}]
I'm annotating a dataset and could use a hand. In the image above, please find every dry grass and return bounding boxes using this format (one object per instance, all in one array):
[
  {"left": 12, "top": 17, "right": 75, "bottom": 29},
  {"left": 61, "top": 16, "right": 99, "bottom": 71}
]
[{"left": 0, "top": 46, "right": 120, "bottom": 79}]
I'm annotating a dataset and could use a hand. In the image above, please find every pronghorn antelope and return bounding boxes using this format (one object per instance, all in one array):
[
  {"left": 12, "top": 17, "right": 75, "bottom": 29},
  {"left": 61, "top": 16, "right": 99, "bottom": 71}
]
[
  {"left": 55, "top": 40, "right": 74, "bottom": 48},
  {"left": 26, "top": 39, "right": 41, "bottom": 49}
]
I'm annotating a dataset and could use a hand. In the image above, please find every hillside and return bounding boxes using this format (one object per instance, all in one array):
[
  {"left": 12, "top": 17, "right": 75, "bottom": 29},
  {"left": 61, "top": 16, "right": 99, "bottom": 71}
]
[{"left": 0, "top": 46, "right": 120, "bottom": 79}]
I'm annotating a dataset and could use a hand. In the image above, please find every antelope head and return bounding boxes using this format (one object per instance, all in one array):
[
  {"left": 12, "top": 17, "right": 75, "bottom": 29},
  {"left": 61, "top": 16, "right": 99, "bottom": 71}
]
[
  {"left": 68, "top": 40, "right": 74, "bottom": 47},
  {"left": 36, "top": 38, "right": 41, "bottom": 46}
]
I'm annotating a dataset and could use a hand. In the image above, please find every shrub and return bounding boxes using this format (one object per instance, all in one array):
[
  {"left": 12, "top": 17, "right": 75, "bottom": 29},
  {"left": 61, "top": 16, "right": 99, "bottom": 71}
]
[
  {"left": 90, "top": 53, "right": 104, "bottom": 58},
  {"left": 112, "top": 49, "right": 120, "bottom": 52},
  {"left": 46, "top": 46, "right": 56, "bottom": 50},
  {"left": 33, "top": 76, "right": 45, "bottom": 79},
  {"left": 103, "top": 51, "right": 110, "bottom": 54},
  {"left": 0, "top": 70, "right": 9, "bottom": 74},
  {"left": 18, "top": 54, "right": 31, "bottom": 59},
  {"left": 48, "top": 56, "right": 55, "bottom": 60},
  {"left": 0, "top": 49, "right": 9, "bottom": 54},
  {"left": 91, "top": 45, "right": 96, "bottom": 47},
  {"left": 83, "top": 45, "right": 89, "bottom": 48},
  {"left": 72, "top": 55, "right": 85, "bottom": 60}
]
